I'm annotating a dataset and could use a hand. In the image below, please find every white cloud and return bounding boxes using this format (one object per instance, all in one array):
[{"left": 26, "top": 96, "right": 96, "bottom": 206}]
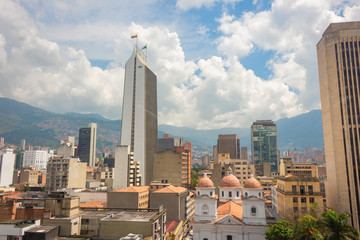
[
  {"left": 0, "top": 0, "right": 124, "bottom": 119},
  {"left": 176, "top": 0, "right": 243, "bottom": 11},
  {"left": 1, "top": 0, "right": 359, "bottom": 131}
]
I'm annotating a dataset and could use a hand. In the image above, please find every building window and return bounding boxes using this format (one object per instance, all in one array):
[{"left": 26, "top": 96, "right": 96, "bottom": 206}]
[
  {"left": 300, "top": 186, "right": 305, "bottom": 195},
  {"left": 293, "top": 197, "right": 298, "bottom": 203},
  {"left": 210, "top": 191, "right": 213, "bottom": 196},
  {"left": 227, "top": 236, "right": 233, "bottom": 240},
  {"left": 237, "top": 191, "right": 239, "bottom": 197},
  {"left": 251, "top": 207, "right": 257, "bottom": 216},
  {"left": 292, "top": 185, "right": 297, "bottom": 194},
  {"left": 203, "top": 239, "right": 208, "bottom": 240},
  {"left": 301, "top": 197, "right": 306, "bottom": 203},
  {"left": 222, "top": 191, "right": 224, "bottom": 197},
  {"left": 245, "top": 192, "right": 248, "bottom": 197},
  {"left": 198, "top": 191, "right": 200, "bottom": 196},
  {"left": 310, "top": 198, "right": 315, "bottom": 203},
  {"left": 229, "top": 191, "right": 232, "bottom": 197},
  {"left": 308, "top": 185, "right": 313, "bottom": 195}
]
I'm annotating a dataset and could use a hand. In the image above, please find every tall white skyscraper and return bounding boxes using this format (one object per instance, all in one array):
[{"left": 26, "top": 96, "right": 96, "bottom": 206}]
[
  {"left": 0, "top": 149, "right": 15, "bottom": 187},
  {"left": 23, "top": 150, "right": 52, "bottom": 169},
  {"left": 120, "top": 46, "right": 158, "bottom": 185}
]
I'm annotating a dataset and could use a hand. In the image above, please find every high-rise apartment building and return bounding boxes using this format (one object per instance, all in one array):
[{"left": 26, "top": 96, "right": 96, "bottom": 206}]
[
  {"left": 120, "top": 46, "right": 158, "bottom": 185},
  {"left": 23, "top": 150, "right": 52, "bottom": 170},
  {"left": 153, "top": 147, "right": 191, "bottom": 187},
  {"left": 78, "top": 123, "right": 97, "bottom": 167},
  {"left": 251, "top": 120, "right": 278, "bottom": 176},
  {"left": 217, "top": 134, "right": 240, "bottom": 159},
  {"left": 20, "top": 139, "right": 26, "bottom": 151},
  {"left": 0, "top": 149, "right": 15, "bottom": 187},
  {"left": 45, "top": 157, "right": 87, "bottom": 193},
  {"left": 317, "top": 21, "right": 360, "bottom": 229},
  {"left": 113, "top": 145, "right": 141, "bottom": 189}
]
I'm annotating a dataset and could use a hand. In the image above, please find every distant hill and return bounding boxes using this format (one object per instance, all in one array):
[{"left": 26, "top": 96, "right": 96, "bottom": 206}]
[{"left": 0, "top": 98, "right": 324, "bottom": 155}]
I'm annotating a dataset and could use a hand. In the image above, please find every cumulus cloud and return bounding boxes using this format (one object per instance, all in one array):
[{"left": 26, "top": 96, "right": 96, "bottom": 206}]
[
  {"left": 216, "top": 0, "right": 358, "bottom": 113},
  {"left": 176, "top": 0, "right": 243, "bottom": 11},
  {"left": 1, "top": 0, "right": 359, "bottom": 130},
  {"left": 0, "top": 0, "right": 124, "bottom": 119}
]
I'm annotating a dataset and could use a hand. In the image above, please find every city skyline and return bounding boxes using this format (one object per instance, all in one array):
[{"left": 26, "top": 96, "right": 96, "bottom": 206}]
[{"left": 0, "top": 0, "right": 359, "bottom": 130}]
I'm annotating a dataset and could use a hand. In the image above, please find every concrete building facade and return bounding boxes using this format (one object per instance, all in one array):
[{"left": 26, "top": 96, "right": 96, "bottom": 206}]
[
  {"left": 120, "top": 46, "right": 158, "bottom": 185},
  {"left": 23, "top": 150, "right": 52, "bottom": 170},
  {"left": 317, "top": 21, "right": 360, "bottom": 229},
  {"left": 45, "top": 157, "right": 87, "bottom": 193},
  {"left": 113, "top": 145, "right": 141, "bottom": 189},
  {"left": 0, "top": 149, "right": 15, "bottom": 187},
  {"left": 217, "top": 134, "right": 240, "bottom": 159},
  {"left": 276, "top": 175, "right": 323, "bottom": 219},
  {"left": 153, "top": 149, "right": 190, "bottom": 187}
]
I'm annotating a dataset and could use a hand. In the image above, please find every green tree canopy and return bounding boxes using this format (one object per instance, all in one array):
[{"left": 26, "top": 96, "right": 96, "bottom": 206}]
[
  {"left": 266, "top": 220, "right": 294, "bottom": 240},
  {"left": 319, "top": 210, "right": 359, "bottom": 240}
]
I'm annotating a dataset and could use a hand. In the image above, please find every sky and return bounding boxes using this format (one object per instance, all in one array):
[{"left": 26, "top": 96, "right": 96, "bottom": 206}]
[{"left": 0, "top": 0, "right": 359, "bottom": 129}]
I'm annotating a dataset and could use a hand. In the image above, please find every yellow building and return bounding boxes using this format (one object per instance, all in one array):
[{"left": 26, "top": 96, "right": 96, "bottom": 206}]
[
  {"left": 258, "top": 176, "right": 276, "bottom": 197},
  {"left": 216, "top": 153, "right": 231, "bottom": 164},
  {"left": 279, "top": 158, "right": 318, "bottom": 178},
  {"left": 233, "top": 159, "right": 254, "bottom": 186},
  {"left": 276, "top": 175, "right": 323, "bottom": 218}
]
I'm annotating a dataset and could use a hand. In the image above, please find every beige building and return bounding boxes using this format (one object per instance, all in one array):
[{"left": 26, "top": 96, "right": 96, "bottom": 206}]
[
  {"left": 317, "top": 21, "right": 360, "bottom": 230},
  {"left": 42, "top": 192, "right": 82, "bottom": 236},
  {"left": 233, "top": 159, "right": 255, "bottom": 186},
  {"left": 153, "top": 149, "right": 190, "bottom": 187},
  {"left": 13, "top": 167, "right": 45, "bottom": 186},
  {"left": 86, "top": 166, "right": 114, "bottom": 188},
  {"left": 212, "top": 159, "right": 254, "bottom": 188},
  {"left": 45, "top": 157, "right": 87, "bottom": 193},
  {"left": 258, "top": 176, "right": 276, "bottom": 197},
  {"left": 107, "top": 186, "right": 149, "bottom": 209},
  {"left": 276, "top": 175, "right": 323, "bottom": 218},
  {"left": 98, "top": 209, "right": 166, "bottom": 240},
  {"left": 279, "top": 158, "right": 318, "bottom": 178},
  {"left": 150, "top": 185, "right": 195, "bottom": 234}
]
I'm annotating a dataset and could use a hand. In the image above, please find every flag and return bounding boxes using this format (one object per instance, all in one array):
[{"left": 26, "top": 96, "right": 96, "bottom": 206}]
[
  {"left": 142, "top": 45, "right": 147, "bottom": 50},
  {"left": 131, "top": 34, "right": 138, "bottom": 39}
]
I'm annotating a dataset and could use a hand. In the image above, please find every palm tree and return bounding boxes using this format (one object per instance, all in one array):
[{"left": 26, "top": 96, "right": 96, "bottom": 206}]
[
  {"left": 318, "top": 210, "right": 359, "bottom": 240},
  {"left": 294, "top": 215, "right": 323, "bottom": 240}
]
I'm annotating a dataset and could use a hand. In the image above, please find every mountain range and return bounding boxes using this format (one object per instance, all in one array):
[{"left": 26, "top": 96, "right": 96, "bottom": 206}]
[{"left": 0, "top": 97, "right": 324, "bottom": 157}]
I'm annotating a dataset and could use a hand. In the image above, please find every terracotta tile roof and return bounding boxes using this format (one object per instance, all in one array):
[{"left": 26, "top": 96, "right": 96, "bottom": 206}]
[
  {"left": 217, "top": 200, "right": 243, "bottom": 221},
  {"left": 166, "top": 220, "right": 179, "bottom": 233},
  {"left": 3, "top": 191, "right": 45, "bottom": 200},
  {"left": 80, "top": 201, "right": 107, "bottom": 208},
  {"left": 112, "top": 186, "right": 149, "bottom": 193},
  {"left": 153, "top": 185, "right": 187, "bottom": 194}
]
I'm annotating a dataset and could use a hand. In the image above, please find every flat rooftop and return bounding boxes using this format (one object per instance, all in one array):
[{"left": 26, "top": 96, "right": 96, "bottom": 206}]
[
  {"left": 25, "top": 225, "right": 59, "bottom": 233},
  {"left": 99, "top": 210, "right": 160, "bottom": 222}
]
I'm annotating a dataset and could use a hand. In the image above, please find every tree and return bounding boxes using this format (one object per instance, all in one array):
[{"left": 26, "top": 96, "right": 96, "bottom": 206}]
[
  {"left": 294, "top": 215, "right": 323, "bottom": 240},
  {"left": 318, "top": 210, "right": 359, "bottom": 240},
  {"left": 191, "top": 170, "right": 198, "bottom": 188},
  {"left": 266, "top": 220, "right": 294, "bottom": 240},
  {"left": 21, "top": 183, "right": 30, "bottom": 192}
]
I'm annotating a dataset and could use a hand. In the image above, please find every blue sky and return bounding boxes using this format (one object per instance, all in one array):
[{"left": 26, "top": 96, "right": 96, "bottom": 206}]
[{"left": 0, "top": 0, "right": 359, "bottom": 129}]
